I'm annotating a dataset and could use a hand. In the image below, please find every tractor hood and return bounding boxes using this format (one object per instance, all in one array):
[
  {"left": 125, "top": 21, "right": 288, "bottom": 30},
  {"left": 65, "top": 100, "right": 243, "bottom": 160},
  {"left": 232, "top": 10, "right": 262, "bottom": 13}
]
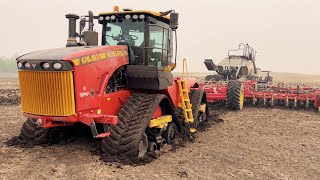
[
  {"left": 16, "top": 45, "right": 129, "bottom": 71},
  {"left": 17, "top": 47, "right": 94, "bottom": 61}
]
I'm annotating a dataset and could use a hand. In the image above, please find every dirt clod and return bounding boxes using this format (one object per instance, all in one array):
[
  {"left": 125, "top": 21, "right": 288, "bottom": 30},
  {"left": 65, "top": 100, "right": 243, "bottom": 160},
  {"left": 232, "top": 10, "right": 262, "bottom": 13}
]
[{"left": 0, "top": 89, "right": 20, "bottom": 105}]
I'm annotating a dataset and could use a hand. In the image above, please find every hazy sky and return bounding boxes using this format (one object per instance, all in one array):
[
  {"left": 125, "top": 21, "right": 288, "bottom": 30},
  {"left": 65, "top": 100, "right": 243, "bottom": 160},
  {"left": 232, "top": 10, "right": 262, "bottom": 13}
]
[{"left": 1, "top": 0, "right": 319, "bottom": 74}]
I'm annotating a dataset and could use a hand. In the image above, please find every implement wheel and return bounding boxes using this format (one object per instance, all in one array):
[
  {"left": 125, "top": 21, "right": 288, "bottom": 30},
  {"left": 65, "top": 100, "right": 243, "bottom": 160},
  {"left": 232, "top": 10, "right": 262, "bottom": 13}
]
[
  {"left": 20, "top": 118, "right": 49, "bottom": 145},
  {"left": 101, "top": 93, "right": 173, "bottom": 157},
  {"left": 226, "top": 80, "right": 244, "bottom": 110}
]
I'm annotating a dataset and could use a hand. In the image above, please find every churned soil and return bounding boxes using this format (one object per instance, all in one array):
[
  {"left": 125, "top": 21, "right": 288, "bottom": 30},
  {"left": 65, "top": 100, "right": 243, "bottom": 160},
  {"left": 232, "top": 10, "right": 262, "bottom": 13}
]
[{"left": 1, "top": 103, "right": 320, "bottom": 179}]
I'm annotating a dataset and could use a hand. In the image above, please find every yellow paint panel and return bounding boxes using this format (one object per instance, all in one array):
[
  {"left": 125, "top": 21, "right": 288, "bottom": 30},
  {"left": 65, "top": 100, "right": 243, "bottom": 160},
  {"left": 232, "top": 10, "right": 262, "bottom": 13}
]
[
  {"left": 148, "top": 115, "right": 172, "bottom": 128},
  {"left": 19, "top": 71, "right": 75, "bottom": 116}
]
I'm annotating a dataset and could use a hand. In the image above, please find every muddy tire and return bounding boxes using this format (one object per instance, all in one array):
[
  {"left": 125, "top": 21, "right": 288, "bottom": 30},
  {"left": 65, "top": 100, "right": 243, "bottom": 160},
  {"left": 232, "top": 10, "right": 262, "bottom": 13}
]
[
  {"left": 189, "top": 90, "right": 208, "bottom": 128},
  {"left": 20, "top": 118, "right": 49, "bottom": 145},
  {"left": 101, "top": 93, "right": 170, "bottom": 157},
  {"left": 226, "top": 80, "right": 244, "bottom": 110}
]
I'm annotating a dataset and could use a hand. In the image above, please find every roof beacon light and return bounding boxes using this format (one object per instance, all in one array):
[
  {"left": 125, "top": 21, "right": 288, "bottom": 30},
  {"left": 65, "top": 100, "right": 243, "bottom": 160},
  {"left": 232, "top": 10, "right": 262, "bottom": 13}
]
[{"left": 114, "top": 6, "right": 120, "bottom": 12}]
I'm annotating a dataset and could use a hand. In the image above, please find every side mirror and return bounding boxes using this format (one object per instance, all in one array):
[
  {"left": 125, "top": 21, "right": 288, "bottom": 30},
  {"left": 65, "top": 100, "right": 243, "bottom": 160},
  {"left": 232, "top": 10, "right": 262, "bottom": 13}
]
[{"left": 169, "top": 12, "right": 179, "bottom": 29}]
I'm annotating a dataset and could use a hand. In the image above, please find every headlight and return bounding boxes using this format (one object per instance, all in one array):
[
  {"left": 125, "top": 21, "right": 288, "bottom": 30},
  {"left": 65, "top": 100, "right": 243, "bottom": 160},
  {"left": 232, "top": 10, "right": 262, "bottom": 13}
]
[
  {"left": 110, "top": 15, "right": 116, "bottom": 20},
  {"left": 24, "top": 62, "right": 31, "bottom": 69},
  {"left": 99, "top": 16, "right": 104, "bottom": 21},
  {"left": 125, "top": 14, "right": 131, "bottom": 19},
  {"left": 139, "top": 14, "right": 145, "bottom": 19},
  {"left": 17, "top": 62, "right": 22, "bottom": 69},
  {"left": 53, "top": 62, "right": 62, "bottom": 70},
  {"left": 42, "top": 62, "right": 50, "bottom": 69},
  {"left": 105, "top": 16, "right": 110, "bottom": 20},
  {"left": 132, "top": 14, "right": 138, "bottom": 19}
]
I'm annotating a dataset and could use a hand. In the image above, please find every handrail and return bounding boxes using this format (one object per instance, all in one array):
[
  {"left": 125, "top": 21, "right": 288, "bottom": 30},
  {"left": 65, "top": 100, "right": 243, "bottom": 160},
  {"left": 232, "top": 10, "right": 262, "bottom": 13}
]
[
  {"left": 228, "top": 43, "right": 257, "bottom": 61},
  {"left": 182, "top": 58, "right": 189, "bottom": 80}
]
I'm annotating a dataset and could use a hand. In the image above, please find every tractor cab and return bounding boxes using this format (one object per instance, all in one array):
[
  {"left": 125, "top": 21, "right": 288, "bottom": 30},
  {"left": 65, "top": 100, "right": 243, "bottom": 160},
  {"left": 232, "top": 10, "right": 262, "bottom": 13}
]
[
  {"left": 98, "top": 9, "right": 179, "bottom": 90},
  {"left": 65, "top": 7, "right": 179, "bottom": 90}
]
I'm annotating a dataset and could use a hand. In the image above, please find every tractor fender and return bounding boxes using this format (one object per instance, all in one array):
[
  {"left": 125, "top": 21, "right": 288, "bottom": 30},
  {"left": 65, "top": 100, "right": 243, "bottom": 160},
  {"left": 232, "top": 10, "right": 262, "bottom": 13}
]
[{"left": 186, "top": 78, "right": 199, "bottom": 88}]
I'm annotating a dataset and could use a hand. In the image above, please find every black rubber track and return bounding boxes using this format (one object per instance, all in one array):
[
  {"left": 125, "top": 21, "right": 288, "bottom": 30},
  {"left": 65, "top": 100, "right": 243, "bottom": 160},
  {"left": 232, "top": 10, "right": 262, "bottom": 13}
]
[
  {"left": 189, "top": 90, "right": 208, "bottom": 128},
  {"left": 20, "top": 118, "right": 49, "bottom": 145},
  {"left": 101, "top": 93, "right": 171, "bottom": 157},
  {"left": 226, "top": 80, "right": 244, "bottom": 110}
]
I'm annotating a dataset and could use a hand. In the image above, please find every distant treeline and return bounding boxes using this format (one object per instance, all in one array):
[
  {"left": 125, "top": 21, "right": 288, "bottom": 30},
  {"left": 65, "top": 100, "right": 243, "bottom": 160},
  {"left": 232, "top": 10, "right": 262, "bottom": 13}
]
[{"left": 0, "top": 57, "right": 17, "bottom": 73}]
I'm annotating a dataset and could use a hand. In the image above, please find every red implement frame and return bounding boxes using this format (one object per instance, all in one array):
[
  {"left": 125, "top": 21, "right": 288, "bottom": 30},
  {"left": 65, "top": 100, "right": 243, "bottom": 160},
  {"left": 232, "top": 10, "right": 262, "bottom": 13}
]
[{"left": 200, "top": 79, "right": 320, "bottom": 109}]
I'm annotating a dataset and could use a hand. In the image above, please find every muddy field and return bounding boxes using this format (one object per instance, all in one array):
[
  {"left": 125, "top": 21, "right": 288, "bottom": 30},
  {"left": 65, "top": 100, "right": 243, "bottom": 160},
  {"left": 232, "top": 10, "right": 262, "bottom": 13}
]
[{"left": 0, "top": 76, "right": 320, "bottom": 179}]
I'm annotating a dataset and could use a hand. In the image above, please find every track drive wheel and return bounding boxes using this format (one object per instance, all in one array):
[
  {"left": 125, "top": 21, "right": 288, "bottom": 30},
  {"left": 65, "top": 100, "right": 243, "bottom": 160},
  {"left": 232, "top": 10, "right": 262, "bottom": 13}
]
[
  {"left": 20, "top": 118, "right": 49, "bottom": 145},
  {"left": 163, "top": 122, "right": 177, "bottom": 144},
  {"left": 101, "top": 93, "right": 171, "bottom": 157},
  {"left": 226, "top": 80, "right": 244, "bottom": 110}
]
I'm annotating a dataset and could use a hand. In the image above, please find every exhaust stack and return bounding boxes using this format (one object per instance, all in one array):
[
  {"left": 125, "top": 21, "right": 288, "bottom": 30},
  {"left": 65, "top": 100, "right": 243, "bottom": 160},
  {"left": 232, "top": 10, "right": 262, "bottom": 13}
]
[{"left": 65, "top": 13, "right": 79, "bottom": 47}]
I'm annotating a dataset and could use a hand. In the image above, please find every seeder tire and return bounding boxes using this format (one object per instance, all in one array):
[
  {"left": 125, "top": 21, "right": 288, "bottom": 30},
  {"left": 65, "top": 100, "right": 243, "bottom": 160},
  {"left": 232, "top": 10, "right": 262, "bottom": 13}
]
[
  {"left": 226, "top": 80, "right": 244, "bottom": 111},
  {"left": 20, "top": 118, "right": 49, "bottom": 145},
  {"left": 101, "top": 93, "right": 170, "bottom": 157}
]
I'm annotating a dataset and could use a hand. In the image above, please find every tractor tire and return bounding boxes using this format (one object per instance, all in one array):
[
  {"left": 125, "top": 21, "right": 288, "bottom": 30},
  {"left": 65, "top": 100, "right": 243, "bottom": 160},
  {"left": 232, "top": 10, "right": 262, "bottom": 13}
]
[
  {"left": 101, "top": 93, "right": 170, "bottom": 157},
  {"left": 20, "top": 118, "right": 49, "bottom": 145},
  {"left": 226, "top": 80, "right": 244, "bottom": 110},
  {"left": 189, "top": 90, "right": 208, "bottom": 128}
]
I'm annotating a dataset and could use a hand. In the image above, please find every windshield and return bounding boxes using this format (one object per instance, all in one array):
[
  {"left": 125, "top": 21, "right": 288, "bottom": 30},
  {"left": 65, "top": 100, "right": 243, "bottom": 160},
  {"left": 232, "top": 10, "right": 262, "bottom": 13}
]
[
  {"left": 102, "top": 19, "right": 171, "bottom": 67},
  {"left": 104, "top": 20, "right": 144, "bottom": 47}
]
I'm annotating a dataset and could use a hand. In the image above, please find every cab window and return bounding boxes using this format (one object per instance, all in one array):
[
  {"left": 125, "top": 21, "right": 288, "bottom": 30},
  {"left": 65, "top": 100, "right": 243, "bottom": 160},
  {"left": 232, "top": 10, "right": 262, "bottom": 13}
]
[{"left": 147, "top": 25, "right": 169, "bottom": 66}]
